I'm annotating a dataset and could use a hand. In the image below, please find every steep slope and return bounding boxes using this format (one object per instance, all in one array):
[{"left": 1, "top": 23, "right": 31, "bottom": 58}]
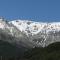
[
  {"left": 10, "top": 20, "right": 60, "bottom": 47},
  {"left": 0, "top": 29, "right": 34, "bottom": 57},
  {"left": 0, "top": 18, "right": 35, "bottom": 48},
  {"left": 0, "top": 18, "right": 60, "bottom": 47}
]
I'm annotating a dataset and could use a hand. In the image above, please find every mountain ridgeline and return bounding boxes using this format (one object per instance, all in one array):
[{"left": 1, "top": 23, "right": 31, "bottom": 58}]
[{"left": 0, "top": 18, "right": 60, "bottom": 60}]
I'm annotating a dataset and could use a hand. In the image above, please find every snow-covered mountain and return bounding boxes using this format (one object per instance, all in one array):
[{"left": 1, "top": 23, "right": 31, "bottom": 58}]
[
  {"left": 10, "top": 20, "right": 60, "bottom": 35},
  {"left": 0, "top": 18, "right": 60, "bottom": 47}
]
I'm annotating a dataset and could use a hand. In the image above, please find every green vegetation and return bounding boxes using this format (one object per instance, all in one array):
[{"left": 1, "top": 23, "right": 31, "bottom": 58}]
[
  {"left": 0, "top": 40, "right": 16, "bottom": 56},
  {"left": 0, "top": 40, "right": 27, "bottom": 60},
  {"left": 0, "top": 39, "right": 60, "bottom": 60},
  {"left": 0, "top": 40, "right": 16, "bottom": 60},
  {"left": 23, "top": 42, "right": 60, "bottom": 60}
]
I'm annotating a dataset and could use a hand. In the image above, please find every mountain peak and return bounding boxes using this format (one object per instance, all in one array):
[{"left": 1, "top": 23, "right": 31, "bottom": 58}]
[
  {"left": 0, "top": 19, "right": 60, "bottom": 36},
  {"left": 0, "top": 19, "right": 60, "bottom": 47},
  {"left": 9, "top": 20, "right": 60, "bottom": 36}
]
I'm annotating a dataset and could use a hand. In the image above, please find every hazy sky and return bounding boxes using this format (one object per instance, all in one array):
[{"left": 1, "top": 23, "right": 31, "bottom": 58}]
[{"left": 0, "top": 0, "right": 60, "bottom": 22}]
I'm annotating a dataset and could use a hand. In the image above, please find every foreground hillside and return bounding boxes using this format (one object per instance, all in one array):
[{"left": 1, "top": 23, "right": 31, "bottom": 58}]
[
  {"left": 0, "top": 41, "right": 60, "bottom": 60},
  {"left": 23, "top": 42, "right": 60, "bottom": 60}
]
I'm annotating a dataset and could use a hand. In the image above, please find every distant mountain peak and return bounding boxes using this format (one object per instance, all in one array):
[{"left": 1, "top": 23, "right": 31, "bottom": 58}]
[
  {"left": 0, "top": 19, "right": 60, "bottom": 47},
  {"left": 9, "top": 20, "right": 60, "bottom": 36},
  {"left": 1, "top": 18, "right": 60, "bottom": 36}
]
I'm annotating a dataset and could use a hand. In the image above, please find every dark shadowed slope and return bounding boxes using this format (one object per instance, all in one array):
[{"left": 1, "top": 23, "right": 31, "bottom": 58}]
[{"left": 23, "top": 42, "right": 60, "bottom": 60}]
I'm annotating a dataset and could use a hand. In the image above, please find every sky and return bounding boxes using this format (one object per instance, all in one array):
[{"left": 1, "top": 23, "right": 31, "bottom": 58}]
[{"left": 0, "top": 0, "right": 60, "bottom": 22}]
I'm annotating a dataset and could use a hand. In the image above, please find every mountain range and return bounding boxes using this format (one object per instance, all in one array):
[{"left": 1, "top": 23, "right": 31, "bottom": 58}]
[{"left": 0, "top": 18, "right": 60, "bottom": 48}]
